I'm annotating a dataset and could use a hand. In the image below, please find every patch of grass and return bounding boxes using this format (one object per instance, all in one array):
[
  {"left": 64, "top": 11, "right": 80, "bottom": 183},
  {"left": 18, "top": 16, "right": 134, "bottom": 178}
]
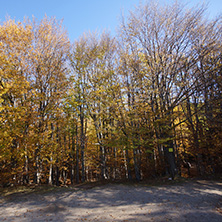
[
  {"left": 0, "top": 184, "right": 72, "bottom": 198},
  {"left": 140, "top": 176, "right": 190, "bottom": 187},
  {"left": 70, "top": 180, "right": 112, "bottom": 190},
  {"left": 0, "top": 185, "right": 32, "bottom": 197},
  {"left": 70, "top": 176, "right": 190, "bottom": 189},
  {"left": 0, "top": 176, "right": 207, "bottom": 198}
]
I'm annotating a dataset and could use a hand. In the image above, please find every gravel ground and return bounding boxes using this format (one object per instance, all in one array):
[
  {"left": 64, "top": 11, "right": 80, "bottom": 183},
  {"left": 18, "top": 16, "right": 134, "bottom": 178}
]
[{"left": 0, "top": 180, "right": 222, "bottom": 222}]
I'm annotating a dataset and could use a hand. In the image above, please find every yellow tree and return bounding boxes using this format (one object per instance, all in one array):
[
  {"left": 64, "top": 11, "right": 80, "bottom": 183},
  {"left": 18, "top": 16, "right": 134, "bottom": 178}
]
[
  {"left": 0, "top": 19, "right": 33, "bottom": 184},
  {"left": 29, "top": 16, "right": 70, "bottom": 184},
  {"left": 0, "top": 17, "right": 70, "bottom": 185},
  {"left": 70, "top": 31, "right": 120, "bottom": 180}
]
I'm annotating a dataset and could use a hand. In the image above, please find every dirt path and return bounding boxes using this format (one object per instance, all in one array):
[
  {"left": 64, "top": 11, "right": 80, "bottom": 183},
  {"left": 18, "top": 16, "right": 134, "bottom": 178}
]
[{"left": 0, "top": 180, "right": 222, "bottom": 221}]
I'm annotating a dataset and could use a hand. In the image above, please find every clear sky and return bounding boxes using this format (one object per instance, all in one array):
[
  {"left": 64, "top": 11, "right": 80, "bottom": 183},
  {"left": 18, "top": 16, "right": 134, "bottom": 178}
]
[{"left": 0, "top": 0, "right": 221, "bottom": 42}]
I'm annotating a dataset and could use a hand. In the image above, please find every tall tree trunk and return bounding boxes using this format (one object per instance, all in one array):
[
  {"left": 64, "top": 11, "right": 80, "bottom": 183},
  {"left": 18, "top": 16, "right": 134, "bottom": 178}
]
[
  {"left": 34, "top": 147, "right": 41, "bottom": 184},
  {"left": 100, "top": 145, "right": 107, "bottom": 179},
  {"left": 48, "top": 156, "right": 53, "bottom": 185},
  {"left": 76, "top": 123, "right": 79, "bottom": 184},
  {"left": 55, "top": 164, "right": 60, "bottom": 186},
  {"left": 80, "top": 107, "right": 85, "bottom": 183},
  {"left": 133, "top": 147, "right": 141, "bottom": 181},
  {"left": 113, "top": 147, "right": 117, "bottom": 179},
  {"left": 125, "top": 149, "right": 132, "bottom": 180},
  {"left": 194, "top": 97, "right": 204, "bottom": 176},
  {"left": 186, "top": 97, "right": 203, "bottom": 176},
  {"left": 24, "top": 144, "right": 29, "bottom": 184},
  {"left": 70, "top": 127, "right": 75, "bottom": 184}
]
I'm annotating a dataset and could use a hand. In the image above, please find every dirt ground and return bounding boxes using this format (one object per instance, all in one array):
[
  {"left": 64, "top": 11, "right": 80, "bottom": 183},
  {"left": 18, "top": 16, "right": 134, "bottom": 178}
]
[{"left": 0, "top": 180, "right": 222, "bottom": 222}]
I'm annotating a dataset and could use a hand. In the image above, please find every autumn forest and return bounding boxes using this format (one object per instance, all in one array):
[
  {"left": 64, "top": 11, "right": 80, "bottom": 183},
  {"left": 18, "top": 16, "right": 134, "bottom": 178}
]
[{"left": 0, "top": 2, "right": 221, "bottom": 186}]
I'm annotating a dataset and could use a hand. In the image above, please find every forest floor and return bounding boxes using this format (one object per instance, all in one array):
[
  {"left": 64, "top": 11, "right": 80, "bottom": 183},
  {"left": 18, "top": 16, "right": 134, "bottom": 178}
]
[{"left": 0, "top": 178, "right": 222, "bottom": 222}]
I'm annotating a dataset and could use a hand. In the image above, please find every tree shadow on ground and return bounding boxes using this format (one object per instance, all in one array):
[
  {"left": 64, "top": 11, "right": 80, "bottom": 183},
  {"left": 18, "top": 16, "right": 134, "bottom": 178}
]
[{"left": 0, "top": 179, "right": 221, "bottom": 222}]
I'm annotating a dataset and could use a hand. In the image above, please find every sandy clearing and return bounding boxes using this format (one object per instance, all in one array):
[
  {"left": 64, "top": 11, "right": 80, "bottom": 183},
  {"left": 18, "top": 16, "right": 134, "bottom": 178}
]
[{"left": 0, "top": 180, "right": 222, "bottom": 222}]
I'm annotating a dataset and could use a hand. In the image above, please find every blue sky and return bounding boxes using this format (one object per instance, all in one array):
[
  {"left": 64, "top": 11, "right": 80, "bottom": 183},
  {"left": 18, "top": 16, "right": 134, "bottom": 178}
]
[{"left": 0, "top": 0, "right": 221, "bottom": 41}]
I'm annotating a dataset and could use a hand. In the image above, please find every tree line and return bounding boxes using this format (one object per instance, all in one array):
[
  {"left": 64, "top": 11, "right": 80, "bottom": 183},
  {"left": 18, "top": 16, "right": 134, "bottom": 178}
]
[{"left": 0, "top": 1, "right": 221, "bottom": 186}]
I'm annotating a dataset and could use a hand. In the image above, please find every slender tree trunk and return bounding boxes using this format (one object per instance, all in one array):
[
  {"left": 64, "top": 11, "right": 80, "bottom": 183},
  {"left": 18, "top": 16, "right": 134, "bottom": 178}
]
[
  {"left": 186, "top": 97, "right": 203, "bottom": 176},
  {"left": 49, "top": 123, "right": 54, "bottom": 185},
  {"left": 133, "top": 147, "right": 141, "bottom": 181},
  {"left": 100, "top": 145, "right": 107, "bottom": 179},
  {"left": 48, "top": 156, "right": 53, "bottom": 185},
  {"left": 71, "top": 164, "right": 75, "bottom": 184},
  {"left": 113, "top": 147, "right": 117, "bottom": 179},
  {"left": 24, "top": 144, "right": 29, "bottom": 184},
  {"left": 34, "top": 147, "right": 41, "bottom": 184},
  {"left": 125, "top": 149, "right": 132, "bottom": 180},
  {"left": 76, "top": 144, "right": 79, "bottom": 183},
  {"left": 55, "top": 164, "right": 60, "bottom": 186},
  {"left": 76, "top": 124, "right": 79, "bottom": 184},
  {"left": 194, "top": 97, "right": 204, "bottom": 176},
  {"left": 70, "top": 128, "right": 75, "bottom": 184},
  {"left": 80, "top": 107, "right": 85, "bottom": 183},
  {"left": 63, "top": 170, "right": 67, "bottom": 185}
]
